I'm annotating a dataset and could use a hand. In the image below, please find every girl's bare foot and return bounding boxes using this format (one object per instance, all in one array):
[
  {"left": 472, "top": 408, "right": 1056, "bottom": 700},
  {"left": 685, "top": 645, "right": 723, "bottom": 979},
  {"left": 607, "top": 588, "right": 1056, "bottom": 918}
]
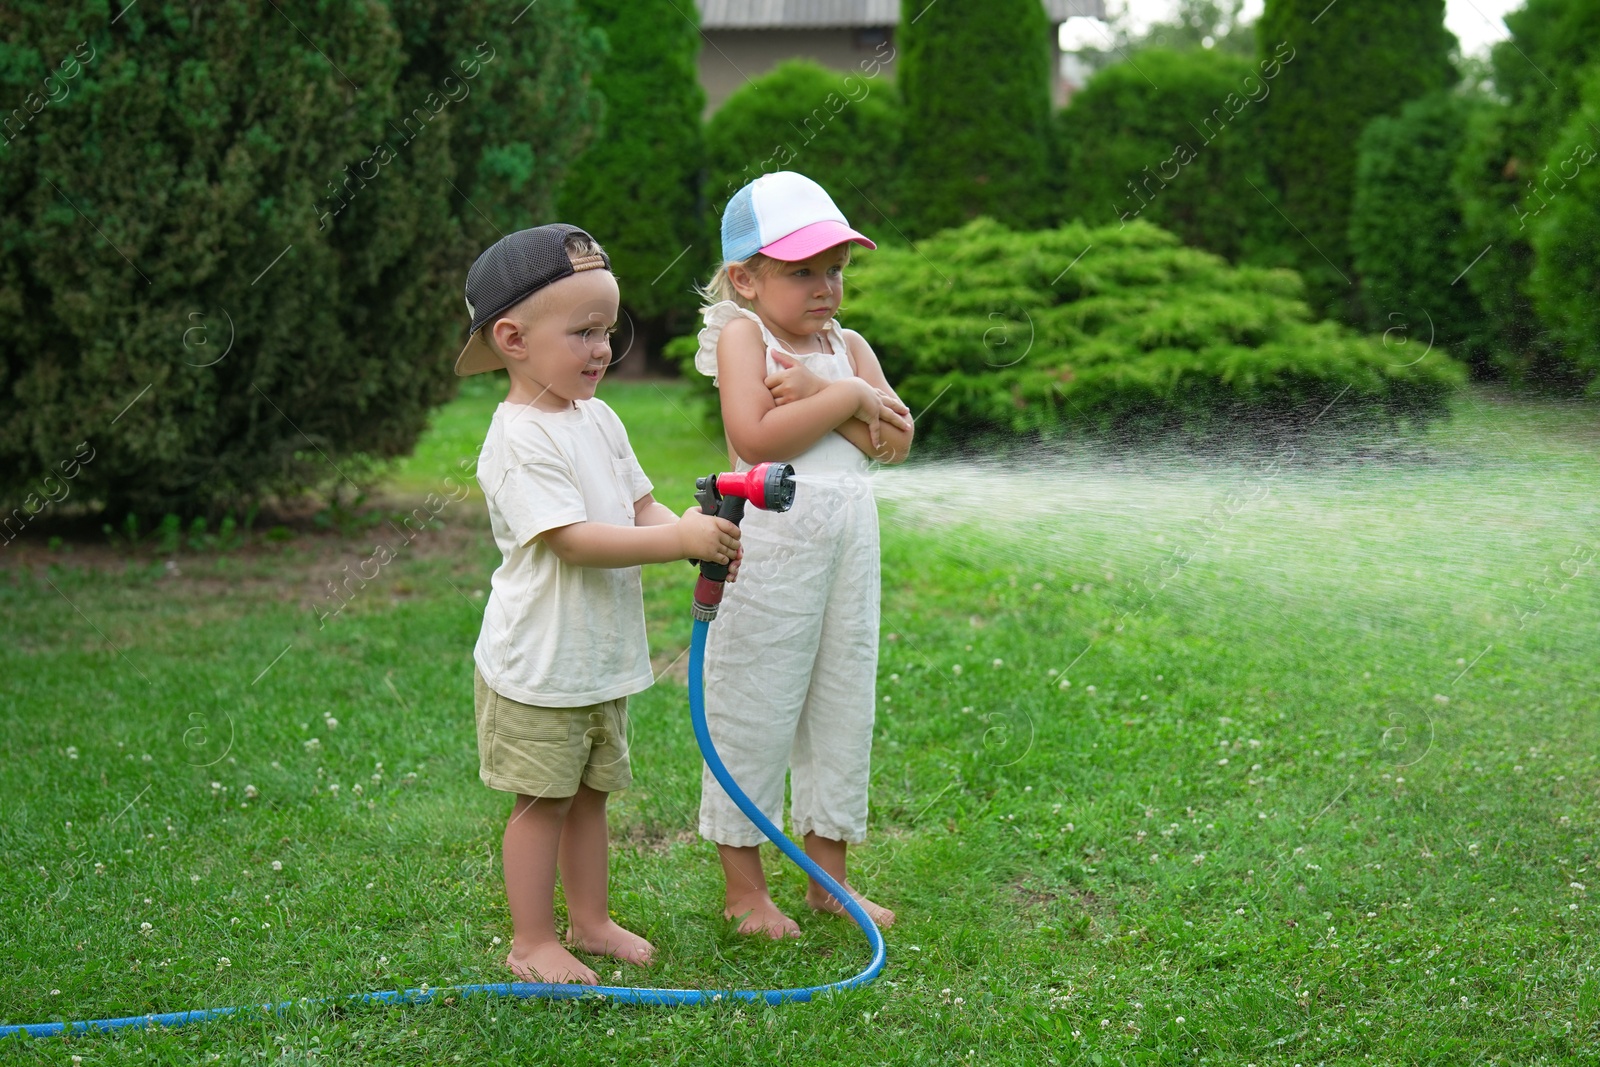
[
  {"left": 566, "top": 919, "right": 655, "bottom": 966},
  {"left": 506, "top": 940, "right": 598, "bottom": 985},
  {"left": 724, "top": 891, "right": 802, "bottom": 939},
  {"left": 806, "top": 883, "right": 896, "bottom": 928}
]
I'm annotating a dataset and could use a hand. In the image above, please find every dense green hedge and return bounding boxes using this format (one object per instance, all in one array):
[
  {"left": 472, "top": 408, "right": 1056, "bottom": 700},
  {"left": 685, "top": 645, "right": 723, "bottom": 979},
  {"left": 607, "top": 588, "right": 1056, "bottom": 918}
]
[
  {"left": 672, "top": 218, "right": 1465, "bottom": 446},
  {"left": 896, "top": 0, "right": 1054, "bottom": 237},
  {"left": 1527, "top": 65, "right": 1600, "bottom": 394},
  {"left": 558, "top": 0, "right": 704, "bottom": 333},
  {"left": 0, "top": 1, "right": 603, "bottom": 520},
  {"left": 1255, "top": 0, "right": 1455, "bottom": 317},
  {"left": 1056, "top": 47, "right": 1275, "bottom": 263},
  {"left": 1349, "top": 90, "right": 1489, "bottom": 374},
  {"left": 703, "top": 59, "right": 901, "bottom": 256}
]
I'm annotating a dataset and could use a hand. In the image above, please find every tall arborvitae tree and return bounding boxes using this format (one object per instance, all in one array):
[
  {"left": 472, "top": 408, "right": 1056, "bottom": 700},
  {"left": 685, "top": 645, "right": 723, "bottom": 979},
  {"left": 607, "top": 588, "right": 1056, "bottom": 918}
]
[
  {"left": 558, "top": 0, "right": 705, "bottom": 373},
  {"left": 1056, "top": 47, "right": 1274, "bottom": 263},
  {"left": 1527, "top": 65, "right": 1600, "bottom": 394},
  {"left": 897, "top": 0, "right": 1054, "bottom": 237},
  {"left": 1348, "top": 91, "right": 1489, "bottom": 374},
  {"left": 1452, "top": 0, "right": 1600, "bottom": 389},
  {"left": 0, "top": 1, "right": 604, "bottom": 520},
  {"left": 1254, "top": 0, "right": 1455, "bottom": 317}
]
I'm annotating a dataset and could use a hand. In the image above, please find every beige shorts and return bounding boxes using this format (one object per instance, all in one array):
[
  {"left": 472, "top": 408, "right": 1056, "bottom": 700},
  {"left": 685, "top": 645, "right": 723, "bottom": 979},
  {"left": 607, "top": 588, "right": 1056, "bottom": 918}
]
[{"left": 474, "top": 666, "right": 632, "bottom": 797}]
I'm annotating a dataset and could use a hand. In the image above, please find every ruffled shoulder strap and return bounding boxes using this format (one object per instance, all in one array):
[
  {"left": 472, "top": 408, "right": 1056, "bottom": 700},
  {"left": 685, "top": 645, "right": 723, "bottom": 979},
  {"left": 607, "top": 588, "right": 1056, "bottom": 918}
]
[{"left": 694, "top": 300, "right": 769, "bottom": 383}]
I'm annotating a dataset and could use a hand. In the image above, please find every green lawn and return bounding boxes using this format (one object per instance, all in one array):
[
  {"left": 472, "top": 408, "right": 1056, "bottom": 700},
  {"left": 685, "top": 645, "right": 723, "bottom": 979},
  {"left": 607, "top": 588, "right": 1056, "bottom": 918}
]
[{"left": 2, "top": 380, "right": 1597, "bottom": 1064}]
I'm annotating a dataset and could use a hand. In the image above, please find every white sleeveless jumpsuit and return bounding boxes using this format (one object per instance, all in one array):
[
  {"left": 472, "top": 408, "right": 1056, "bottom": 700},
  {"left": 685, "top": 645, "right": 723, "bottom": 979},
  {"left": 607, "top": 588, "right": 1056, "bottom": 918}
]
[{"left": 693, "top": 300, "right": 881, "bottom": 846}]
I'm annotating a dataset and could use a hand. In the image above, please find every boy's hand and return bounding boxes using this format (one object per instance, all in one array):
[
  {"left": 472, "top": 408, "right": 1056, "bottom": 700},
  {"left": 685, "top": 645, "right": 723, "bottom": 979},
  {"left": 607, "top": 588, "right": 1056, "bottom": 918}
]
[
  {"left": 765, "top": 350, "right": 827, "bottom": 406},
  {"left": 677, "top": 509, "right": 741, "bottom": 565},
  {"left": 726, "top": 543, "right": 744, "bottom": 583}
]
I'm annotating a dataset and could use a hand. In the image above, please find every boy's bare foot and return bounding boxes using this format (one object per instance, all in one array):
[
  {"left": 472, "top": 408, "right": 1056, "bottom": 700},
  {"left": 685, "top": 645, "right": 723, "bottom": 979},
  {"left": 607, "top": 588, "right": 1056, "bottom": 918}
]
[
  {"left": 724, "top": 891, "right": 802, "bottom": 939},
  {"left": 565, "top": 919, "right": 656, "bottom": 967},
  {"left": 806, "top": 883, "right": 896, "bottom": 929},
  {"left": 506, "top": 940, "right": 598, "bottom": 985}
]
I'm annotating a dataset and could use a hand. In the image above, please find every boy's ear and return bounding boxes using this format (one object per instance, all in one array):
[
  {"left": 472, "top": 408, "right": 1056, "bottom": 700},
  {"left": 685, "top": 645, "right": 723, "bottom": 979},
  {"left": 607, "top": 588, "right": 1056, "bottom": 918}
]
[{"left": 490, "top": 316, "right": 527, "bottom": 363}]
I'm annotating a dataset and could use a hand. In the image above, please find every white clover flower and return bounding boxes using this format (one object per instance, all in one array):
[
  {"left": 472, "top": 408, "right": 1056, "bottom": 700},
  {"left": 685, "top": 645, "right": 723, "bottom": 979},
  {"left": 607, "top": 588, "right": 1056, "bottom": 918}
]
[
  {"left": 352, "top": 784, "right": 364, "bottom": 795},
  {"left": 191, "top": 873, "right": 201, "bottom": 883},
  {"left": 140, "top": 922, "right": 153, "bottom": 934},
  {"left": 244, "top": 784, "right": 258, "bottom": 799},
  {"left": 304, "top": 738, "right": 321, "bottom": 751},
  {"left": 217, "top": 957, "right": 231, "bottom": 969},
  {"left": 992, "top": 658, "right": 1003, "bottom": 668},
  {"left": 492, "top": 936, "right": 502, "bottom": 945},
  {"left": 328, "top": 784, "right": 340, "bottom": 795},
  {"left": 1175, "top": 1016, "right": 1185, "bottom": 1024},
  {"left": 66, "top": 746, "right": 79, "bottom": 760},
  {"left": 951, "top": 664, "right": 962, "bottom": 676},
  {"left": 271, "top": 861, "right": 283, "bottom": 871},
  {"left": 325, "top": 717, "right": 338, "bottom": 730}
]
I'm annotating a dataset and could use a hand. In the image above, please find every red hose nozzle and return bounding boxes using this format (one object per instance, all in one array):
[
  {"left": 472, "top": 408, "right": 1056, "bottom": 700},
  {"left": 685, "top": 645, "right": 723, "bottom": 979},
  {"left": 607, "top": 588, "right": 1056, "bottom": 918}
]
[{"left": 712, "top": 462, "right": 797, "bottom": 513}]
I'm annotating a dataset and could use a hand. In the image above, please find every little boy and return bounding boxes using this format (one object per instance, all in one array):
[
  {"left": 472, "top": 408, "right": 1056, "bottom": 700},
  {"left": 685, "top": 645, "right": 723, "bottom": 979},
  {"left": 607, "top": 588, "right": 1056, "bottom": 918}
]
[{"left": 456, "top": 224, "right": 742, "bottom": 985}]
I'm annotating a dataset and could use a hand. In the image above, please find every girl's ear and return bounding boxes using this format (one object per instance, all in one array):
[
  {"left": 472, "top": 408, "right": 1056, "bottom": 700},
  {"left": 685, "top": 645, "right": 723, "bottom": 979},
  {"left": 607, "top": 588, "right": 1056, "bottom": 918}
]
[{"left": 727, "top": 261, "right": 759, "bottom": 300}]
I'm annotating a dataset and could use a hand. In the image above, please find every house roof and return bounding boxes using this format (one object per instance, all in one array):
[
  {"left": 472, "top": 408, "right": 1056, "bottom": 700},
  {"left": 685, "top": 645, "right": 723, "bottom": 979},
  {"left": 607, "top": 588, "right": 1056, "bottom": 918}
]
[{"left": 695, "top": 0, "right": 1105, "bottom": 30}]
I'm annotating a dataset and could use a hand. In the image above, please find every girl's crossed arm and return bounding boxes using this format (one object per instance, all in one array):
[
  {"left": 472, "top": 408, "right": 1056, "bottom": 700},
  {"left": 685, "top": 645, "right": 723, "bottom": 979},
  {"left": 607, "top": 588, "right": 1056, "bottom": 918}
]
[
  {"left": 830, "top": 329, "right": 913, "bottom": 465},
  {"left": 718, "top": 316, "right": 911, "bottom": 464}
]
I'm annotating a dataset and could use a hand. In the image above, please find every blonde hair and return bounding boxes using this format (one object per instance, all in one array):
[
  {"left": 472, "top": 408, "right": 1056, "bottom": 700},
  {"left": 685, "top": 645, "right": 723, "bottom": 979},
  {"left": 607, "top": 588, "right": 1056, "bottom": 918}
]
[
  {"left": 695, "top": 244, "right": 855, "bottom": 313},
  {"left": 694, "top": 253, "right": 780, "bottom": 310}
]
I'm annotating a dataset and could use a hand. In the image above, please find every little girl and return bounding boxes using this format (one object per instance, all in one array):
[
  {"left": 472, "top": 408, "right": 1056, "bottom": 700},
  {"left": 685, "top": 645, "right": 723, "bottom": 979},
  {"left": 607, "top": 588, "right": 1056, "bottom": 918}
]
[{"left": 692, "top": 171, "right": 913, "bottom": 938}]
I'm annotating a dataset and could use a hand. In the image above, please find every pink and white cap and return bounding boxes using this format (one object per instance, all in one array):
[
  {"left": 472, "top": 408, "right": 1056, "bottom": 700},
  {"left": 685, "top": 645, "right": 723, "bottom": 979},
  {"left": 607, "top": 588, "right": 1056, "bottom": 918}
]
[{"left": 721, "top": 171, "right": 877, "bottom": 262}]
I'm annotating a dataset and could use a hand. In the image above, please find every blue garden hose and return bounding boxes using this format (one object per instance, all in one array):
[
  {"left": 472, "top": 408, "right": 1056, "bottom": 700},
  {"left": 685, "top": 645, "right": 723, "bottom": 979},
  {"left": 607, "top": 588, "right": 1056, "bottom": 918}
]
[{"left": 2, "top": 617, "right": 885, "bottom": 1039}]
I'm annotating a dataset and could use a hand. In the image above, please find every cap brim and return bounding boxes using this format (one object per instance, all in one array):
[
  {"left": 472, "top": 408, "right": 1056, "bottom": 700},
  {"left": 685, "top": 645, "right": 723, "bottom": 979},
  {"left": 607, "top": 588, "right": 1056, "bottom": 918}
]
[
  {"left": 454, "top": 328, "right": 505, "bottom": 377},
  {"left": 759, "top": 220, "right": 876, "bottom": 262}
]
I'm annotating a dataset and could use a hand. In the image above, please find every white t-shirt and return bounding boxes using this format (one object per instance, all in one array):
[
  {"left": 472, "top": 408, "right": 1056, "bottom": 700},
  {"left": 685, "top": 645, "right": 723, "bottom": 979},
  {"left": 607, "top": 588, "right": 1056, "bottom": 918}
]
[{"left": 473, "top": 397, "right": 656, "bottom": 707}]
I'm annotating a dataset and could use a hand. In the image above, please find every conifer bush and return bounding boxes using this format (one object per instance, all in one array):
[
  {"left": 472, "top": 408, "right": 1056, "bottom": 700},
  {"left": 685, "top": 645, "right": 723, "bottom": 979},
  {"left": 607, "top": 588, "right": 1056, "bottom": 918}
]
[{"left": 0, "top": 1, "right": 603, "bottom": 520}]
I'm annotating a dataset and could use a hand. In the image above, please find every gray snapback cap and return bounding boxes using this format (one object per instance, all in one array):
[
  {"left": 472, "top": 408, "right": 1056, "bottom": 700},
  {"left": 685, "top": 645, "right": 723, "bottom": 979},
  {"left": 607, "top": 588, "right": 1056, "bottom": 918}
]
[{"left": 454, "top": 223, "right": 611, "bottom": 376}]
